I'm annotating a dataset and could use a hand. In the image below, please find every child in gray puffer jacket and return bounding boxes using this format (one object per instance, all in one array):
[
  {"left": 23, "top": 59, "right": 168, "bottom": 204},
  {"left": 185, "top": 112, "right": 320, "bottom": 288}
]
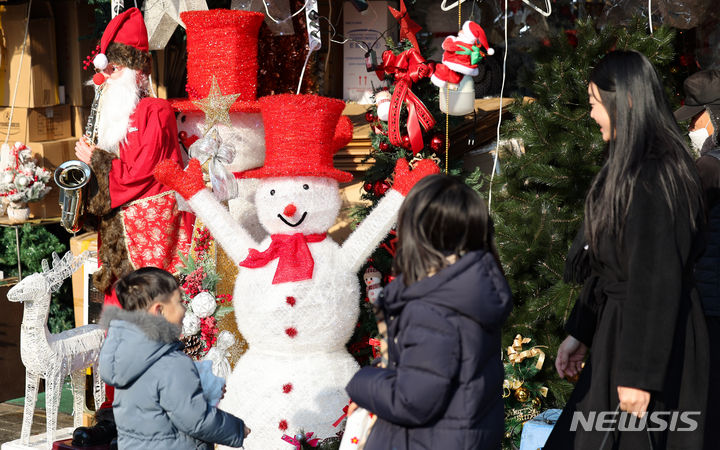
[{"left": 99, "top": 267, "right": 249, "bottom": 450}]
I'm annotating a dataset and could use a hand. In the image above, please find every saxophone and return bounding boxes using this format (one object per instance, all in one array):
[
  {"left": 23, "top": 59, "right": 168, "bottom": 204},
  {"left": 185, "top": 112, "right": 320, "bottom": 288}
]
[{"left": 54, "top": 84, "right": 103, "bottom": 233}]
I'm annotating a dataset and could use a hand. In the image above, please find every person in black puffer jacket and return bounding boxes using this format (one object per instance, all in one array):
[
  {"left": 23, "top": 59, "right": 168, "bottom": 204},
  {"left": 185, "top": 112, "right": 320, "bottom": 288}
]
[
  {"left": 675, "top": 69, "right": 720, "bottom": 450},
  {"left": 346, "top": 174, "right": 512, "bottom": 450}
]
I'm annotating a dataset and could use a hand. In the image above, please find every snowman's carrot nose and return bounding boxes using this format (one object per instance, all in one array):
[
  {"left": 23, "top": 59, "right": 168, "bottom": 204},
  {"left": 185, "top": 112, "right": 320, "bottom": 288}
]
[{"left": 283, "top": 204, "right": 297, "bottom": 217}]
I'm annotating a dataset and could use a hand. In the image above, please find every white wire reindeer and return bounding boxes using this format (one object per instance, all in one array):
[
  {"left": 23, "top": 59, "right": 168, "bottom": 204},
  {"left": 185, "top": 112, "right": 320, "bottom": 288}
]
[{"left": 7, "top": 251, "right": 105, "bottom": 447}]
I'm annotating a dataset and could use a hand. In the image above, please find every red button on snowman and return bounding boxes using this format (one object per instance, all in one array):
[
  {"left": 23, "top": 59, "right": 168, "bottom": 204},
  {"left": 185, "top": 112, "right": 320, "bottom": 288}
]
[{"left": 155, "top": 94, "right": 439, "bottom": 449}]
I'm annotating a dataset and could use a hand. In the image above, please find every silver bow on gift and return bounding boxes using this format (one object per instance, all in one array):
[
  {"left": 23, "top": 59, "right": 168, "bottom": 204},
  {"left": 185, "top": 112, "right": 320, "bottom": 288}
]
[{"left": 188, "top": 128, "right": 238, "bottom": 202}]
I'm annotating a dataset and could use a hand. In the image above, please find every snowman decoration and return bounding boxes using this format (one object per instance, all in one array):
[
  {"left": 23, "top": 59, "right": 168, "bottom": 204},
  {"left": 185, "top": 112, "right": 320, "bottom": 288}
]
[
  {"left": 155, "top": 94, "right": 439, "bottom": 449},
  {"left": 171, "top": 9, "right": 268, "bottom": 242},
  {"left": 176, "top": 112, "right": 267, "bottom": 242},
  {"left": 363, "top": 266, "right": 383, "bottom": 304}
]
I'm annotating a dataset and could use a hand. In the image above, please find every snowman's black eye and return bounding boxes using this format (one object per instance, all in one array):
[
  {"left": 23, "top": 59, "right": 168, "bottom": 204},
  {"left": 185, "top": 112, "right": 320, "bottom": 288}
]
[
  {"left": 270, "top": 189, "right": 275, "bottom": 196},
  {"left": 303, "top": 184, "right": 309, "bottom": 190}
]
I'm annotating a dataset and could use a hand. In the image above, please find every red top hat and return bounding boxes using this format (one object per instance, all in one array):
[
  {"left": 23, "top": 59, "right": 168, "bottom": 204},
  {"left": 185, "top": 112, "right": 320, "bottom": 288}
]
[
  {"left": 238, "top": 94, "right": 354, "bottom": 182},
  {"left": 170, "top": 10, "right": 264, "bottom": 113}
]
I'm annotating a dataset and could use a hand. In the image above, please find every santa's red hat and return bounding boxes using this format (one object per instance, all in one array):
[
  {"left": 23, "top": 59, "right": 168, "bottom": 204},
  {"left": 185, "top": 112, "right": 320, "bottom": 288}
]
[
  {"left": 237, "top": 95, "right": 354, "bottom": 182},
  {"left": 458, "top": 21, "right": 494, "bottom": 55},
  {"left": 170, "top": 10, "right": 264, "bottom": 113},
  {"left": 93, "top": 8, "right": 149, "bottom": 71},
  {"left": 441, "top": 21, "right": 494, "bottom": 77}
]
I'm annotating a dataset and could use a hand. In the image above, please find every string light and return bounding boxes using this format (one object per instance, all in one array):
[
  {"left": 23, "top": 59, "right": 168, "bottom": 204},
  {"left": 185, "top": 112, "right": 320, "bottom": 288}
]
[{"left": 488, "top": 0, "right": 509, "bottom": 211}]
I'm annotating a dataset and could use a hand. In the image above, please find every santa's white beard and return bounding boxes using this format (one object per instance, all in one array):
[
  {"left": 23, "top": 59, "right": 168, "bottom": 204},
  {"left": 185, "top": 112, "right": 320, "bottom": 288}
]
[{"left": 95, "top": 67, "right": 143, "bottom": 153}]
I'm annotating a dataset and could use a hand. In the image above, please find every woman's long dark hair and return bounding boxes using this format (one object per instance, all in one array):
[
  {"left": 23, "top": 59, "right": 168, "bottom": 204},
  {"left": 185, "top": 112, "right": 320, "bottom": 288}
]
[
  {"left": 393, "top": 174, "right": 499, "bottom": 285},
  {"left": 584, "top": 50, "right": 702, "bottom": 250}
]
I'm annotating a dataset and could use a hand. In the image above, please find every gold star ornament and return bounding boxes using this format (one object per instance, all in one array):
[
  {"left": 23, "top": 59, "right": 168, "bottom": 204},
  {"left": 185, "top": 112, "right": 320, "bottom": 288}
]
[{"left": 192, "top": 76, "right": 241, "bottom": 133}]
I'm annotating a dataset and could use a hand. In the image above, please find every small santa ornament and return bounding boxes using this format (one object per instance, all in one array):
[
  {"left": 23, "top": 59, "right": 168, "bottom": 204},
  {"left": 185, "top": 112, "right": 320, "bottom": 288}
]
[
  {"left": 363, "top": 266, "right": 383, "bottom": 304},
  {"left": 431, "top": 21, "right": 494, "bottom": 116},
  {"left": 155, "top": 94, "right": 439, "bottom": 449}
]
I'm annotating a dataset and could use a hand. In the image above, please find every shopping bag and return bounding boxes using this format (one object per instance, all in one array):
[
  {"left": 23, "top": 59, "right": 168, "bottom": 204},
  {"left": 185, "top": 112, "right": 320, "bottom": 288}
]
[{"left": 338, "top": 407, "right": 377, "bottom": 450}]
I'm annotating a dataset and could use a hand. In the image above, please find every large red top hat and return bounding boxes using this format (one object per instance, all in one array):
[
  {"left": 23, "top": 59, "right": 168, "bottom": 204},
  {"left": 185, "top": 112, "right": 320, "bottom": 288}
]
[
  {"left": 238, "top": 94, "right": 354, "bottom": 182},
  {"left": 170, "top": 10, "right": 264, "bottom": 113}
]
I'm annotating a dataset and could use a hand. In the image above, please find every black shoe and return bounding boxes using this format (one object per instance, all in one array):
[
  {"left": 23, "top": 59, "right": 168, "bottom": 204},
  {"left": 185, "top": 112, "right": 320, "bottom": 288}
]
[{"left": 71, "top": 420, "right": 117, "bottom": 447}]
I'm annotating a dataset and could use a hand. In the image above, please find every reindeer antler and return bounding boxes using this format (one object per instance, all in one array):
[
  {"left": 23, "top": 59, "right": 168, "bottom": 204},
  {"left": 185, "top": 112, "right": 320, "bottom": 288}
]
[{"left": 42, "top": 251, "right": 89, "bottom": 293}]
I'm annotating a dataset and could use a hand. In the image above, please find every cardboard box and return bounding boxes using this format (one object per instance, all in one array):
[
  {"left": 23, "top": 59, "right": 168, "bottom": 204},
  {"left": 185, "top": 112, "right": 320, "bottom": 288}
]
[
  {"left": 53, "top": 0, "right": 98, "bottom": 107},
  {"left": 72, "top": 105, "right": 90, "bottom": 138},
  {"left": 25, "top": 136, "right": 77, "bottom": 219},
  {"left": 27, "top": 136, "right": 77, "bottom": 171},
  {"left": 28, "top": 179, "right": 61, "bottom": 219},
  {"left": 342, "top": 1, "right": 395, "bottom": 103},
  {"left": 0, "top": 282, "right": 26, "bottom": 402},
  {"left": 69, "top": 231, "right": 98, "bottom": 327},
  {"left": 0, "top": 105, "right": 71, "bottom": 143},
  {"left": 0, "top": 1, "right": 59, "bottom": 107}
]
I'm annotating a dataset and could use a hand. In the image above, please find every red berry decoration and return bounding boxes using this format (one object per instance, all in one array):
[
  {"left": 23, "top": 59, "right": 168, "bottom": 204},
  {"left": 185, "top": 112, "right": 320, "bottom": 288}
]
[
  {"left": 430, "top": 135, "right": 445, "bottom": 152},
  {"left": 364, "top": 182, "right": 373, "bottom": 193},
  {"left": 365, "top": 112, "right": 375, "bottom": 123},
  {"left": 378, "top": 141, "right": 390, "bottom": 152},
  {"left": 374, "top": 181, "right": 390, "bottom": 196},
  {"left": 401, "top": 135, "right": 411, "bottom": 149}
]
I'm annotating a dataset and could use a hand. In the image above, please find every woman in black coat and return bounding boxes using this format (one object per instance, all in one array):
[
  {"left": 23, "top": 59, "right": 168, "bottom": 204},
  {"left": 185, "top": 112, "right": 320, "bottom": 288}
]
[
  {"left": 346, "top": 175, "right": 512, "bottom": 449},
  {"left": 545, "top": 51, "right": 709, "bottom": 450}
]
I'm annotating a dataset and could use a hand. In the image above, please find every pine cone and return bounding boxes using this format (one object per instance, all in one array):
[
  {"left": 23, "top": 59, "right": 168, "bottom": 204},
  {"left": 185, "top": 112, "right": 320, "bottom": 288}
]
[{"left": 181, "top": 334, "right": 203, "bottom": 358}]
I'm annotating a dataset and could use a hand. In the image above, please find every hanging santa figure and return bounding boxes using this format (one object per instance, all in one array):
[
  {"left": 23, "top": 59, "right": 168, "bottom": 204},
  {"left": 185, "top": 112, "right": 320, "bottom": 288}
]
[
  {"left": 71, "top": 7, "right": 193, "bottom": 446},
  {"left": 155, "top": 94, "right": 439, "bottom": 448}
]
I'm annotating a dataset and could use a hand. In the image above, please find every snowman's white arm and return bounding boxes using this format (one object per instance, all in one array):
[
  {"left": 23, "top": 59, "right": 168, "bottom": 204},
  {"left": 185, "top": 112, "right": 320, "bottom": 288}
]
[
  {"left": 339, "top": 189, "right": 404, "bottom": 273},
  {"left": 187, "top": 190, "right": 257, "bottom": 265}
]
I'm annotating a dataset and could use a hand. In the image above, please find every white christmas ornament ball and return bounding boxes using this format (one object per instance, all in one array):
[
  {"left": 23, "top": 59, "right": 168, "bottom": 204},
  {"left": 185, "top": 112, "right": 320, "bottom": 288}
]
[
  {"left": 182, "top": 311, "right": 201, "bottom": 336},
  {"left": 15, "top": 176, "right": 28, "bottom": 187},
  {"left": 93, "top": 53, "right": 108, "bottom": 71},
  {"left": 191, "top": 291, "right": 217, "bottom": 318}
]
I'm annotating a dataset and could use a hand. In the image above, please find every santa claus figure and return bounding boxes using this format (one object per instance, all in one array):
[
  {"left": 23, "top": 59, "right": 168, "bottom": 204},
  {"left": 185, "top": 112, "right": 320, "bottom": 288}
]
[
  {"left": 155, "top": 94, "right": 439, "bottom": 449},
  {"left": 72, "top": 8, "right": 193, "bottom": 446}
]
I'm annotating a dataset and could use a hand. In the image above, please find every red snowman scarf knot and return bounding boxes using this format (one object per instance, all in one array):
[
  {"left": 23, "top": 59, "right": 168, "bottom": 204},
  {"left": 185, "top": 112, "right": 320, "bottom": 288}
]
[{"left": 239, "top": 233, "right": 327, "bottom": 284}]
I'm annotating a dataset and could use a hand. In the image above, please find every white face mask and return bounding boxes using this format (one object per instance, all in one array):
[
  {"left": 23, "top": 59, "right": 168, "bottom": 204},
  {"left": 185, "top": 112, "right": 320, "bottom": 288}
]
[{"left": 689, "top": 125, "right": 710, "bottom": 152}]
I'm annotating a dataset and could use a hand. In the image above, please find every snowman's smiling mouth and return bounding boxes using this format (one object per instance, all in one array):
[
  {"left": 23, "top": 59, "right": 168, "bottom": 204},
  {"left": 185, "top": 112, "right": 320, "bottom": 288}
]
[{"left": 278, "top": 212, "right": 307, "bottom": 227}]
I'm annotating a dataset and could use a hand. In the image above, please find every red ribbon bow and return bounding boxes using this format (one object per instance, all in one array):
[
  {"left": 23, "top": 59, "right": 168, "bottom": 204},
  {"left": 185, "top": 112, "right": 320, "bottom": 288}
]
[
  {"left": 377, "top": 49, "right": 436, "bottom": 154},
  {"left": 239, "top": 233, "right": 327, "bottom": 284},
  {"left": 281, "top": 432, "right": 320, "bottom": 449}
]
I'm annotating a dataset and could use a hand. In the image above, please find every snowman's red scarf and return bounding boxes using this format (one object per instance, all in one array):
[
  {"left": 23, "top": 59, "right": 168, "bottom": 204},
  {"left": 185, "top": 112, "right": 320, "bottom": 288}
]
[{"left": 239, "top": 233, "right": 327, "bottom": 284}]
